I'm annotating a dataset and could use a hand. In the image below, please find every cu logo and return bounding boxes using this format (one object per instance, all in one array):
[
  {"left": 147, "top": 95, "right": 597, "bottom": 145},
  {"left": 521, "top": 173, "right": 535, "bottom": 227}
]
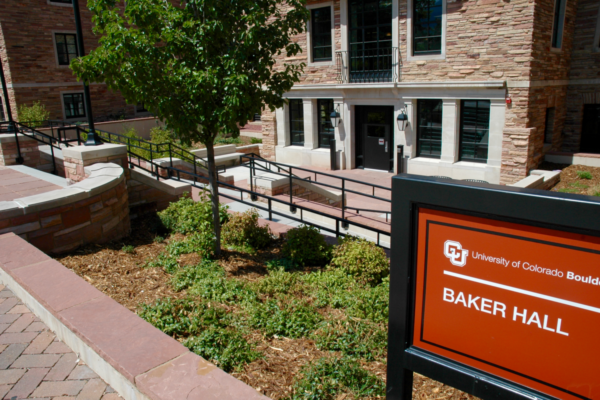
[{"left": 444, "top": 240, "right": 469, "bottom": 267}]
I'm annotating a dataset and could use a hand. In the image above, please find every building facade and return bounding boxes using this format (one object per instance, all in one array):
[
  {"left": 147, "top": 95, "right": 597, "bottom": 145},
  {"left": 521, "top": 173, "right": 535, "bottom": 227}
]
[
  {"left": 263, "top": 0, "right": 597, "bottom": 185},
  {"left": 0, "top": 0, "right": 143, "bottom": 124}
]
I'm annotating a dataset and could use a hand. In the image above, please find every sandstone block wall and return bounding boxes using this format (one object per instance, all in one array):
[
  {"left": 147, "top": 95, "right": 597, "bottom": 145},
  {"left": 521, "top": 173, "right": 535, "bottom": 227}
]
[
  {"left": 261, "top": 109, "right": 277, "bottom": 161},
  {"left": 500, "top": 127, "right": 536, "bottom": 185}
]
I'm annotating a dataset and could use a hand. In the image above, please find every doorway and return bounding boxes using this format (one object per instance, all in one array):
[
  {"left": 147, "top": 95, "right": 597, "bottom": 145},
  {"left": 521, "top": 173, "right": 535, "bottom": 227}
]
[
  {"left": 580, "top": 104, "right": 600, "bottom": 154},
  {"left": 355, "top": 106, "right": 394, "bottom": 171}
]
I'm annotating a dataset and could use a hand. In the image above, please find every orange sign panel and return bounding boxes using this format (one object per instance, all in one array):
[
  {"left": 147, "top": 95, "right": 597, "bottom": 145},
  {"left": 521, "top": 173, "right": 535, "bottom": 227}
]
[{"left": 414, "top": 208, "right": 600, "bottom": 400}]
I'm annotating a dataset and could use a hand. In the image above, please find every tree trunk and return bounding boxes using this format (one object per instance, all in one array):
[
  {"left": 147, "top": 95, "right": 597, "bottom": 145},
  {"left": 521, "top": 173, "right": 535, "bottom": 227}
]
[{"left": 205, "top": 140, "right": 221, "bottom": 256}]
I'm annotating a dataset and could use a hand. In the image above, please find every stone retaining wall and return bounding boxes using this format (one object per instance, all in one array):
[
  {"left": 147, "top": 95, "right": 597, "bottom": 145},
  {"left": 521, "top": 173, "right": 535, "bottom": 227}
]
[
  {"left": 0, "top": 134, "right": 41, "bottom": 168},
  {"left": 0, "top": 163, "right": 130, "bottom": 254}
]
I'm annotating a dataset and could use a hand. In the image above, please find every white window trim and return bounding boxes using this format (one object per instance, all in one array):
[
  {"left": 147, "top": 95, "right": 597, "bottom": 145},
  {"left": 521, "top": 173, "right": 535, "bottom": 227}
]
[
  {"left": 550, "top": 0, "right": 568, "bottom": 51},
  {"left": 593, "top": 3, "right": 600, "bottom": 53},
  {"left": 306, "top": 2, "right": 336, "bottom": 67},
  {"left": 60, "top": 90, "right": 87, "bottom": 121},
  {"left": 406, "top": 0, "right": 447, "bottom": 61},
  {"left": 52, "top": 31, "right": 78, "bottom": 69},
  {"left": 47, "top": 0, "right": 73, "bottom": 7}
]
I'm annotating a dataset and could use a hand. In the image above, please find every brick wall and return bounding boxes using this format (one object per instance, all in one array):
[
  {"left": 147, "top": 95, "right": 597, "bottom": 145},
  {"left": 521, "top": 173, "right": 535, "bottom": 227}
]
[{"left": 0, "top": 134, "right": 40, "bottom": 168}]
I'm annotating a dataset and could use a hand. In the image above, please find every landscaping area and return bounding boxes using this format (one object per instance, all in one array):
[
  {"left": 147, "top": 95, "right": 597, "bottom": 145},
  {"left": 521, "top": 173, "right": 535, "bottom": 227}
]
[
  {"left": 550, "top": 164, "right": 600, "bottom": 196},
  {"left": 56, "top": 194, "right": 477, "bottom": 400}
]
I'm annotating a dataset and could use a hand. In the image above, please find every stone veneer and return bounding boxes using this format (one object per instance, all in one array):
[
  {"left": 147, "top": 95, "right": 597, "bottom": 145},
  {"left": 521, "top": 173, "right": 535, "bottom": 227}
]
[
  {"left": 0, "top": 134, "right": 41, "bottom": 169},
  {"left": 63, "top": 144, "right": 129, "bottom": 184},
  {"left": 0, "top": 163, "right": 130, "bottom": 254}
]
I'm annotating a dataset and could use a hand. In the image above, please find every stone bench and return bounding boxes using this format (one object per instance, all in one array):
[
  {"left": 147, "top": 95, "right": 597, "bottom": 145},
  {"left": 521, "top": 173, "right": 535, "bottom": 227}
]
[{"left": 190, "top": 144, "right": 242, "bottom": 167}]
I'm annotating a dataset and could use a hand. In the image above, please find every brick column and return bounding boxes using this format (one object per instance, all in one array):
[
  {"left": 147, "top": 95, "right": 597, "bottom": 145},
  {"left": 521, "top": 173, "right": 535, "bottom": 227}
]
[
  {"left": 500, "top": 127, "right": 536, "bottom": 185},
  {"left": 63, "top": 144, "right": 129, "bottom": 183},
  {"left": 0, "top": 134, "right": 40, "bottom": 168}
]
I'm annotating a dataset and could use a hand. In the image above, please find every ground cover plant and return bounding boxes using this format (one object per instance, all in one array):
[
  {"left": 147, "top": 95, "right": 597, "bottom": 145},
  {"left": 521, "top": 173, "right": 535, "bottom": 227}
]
[
  {"left": 57, "top": 196, "right": 479, "bottom": 400},
  {"left": 551, "top": 164, "right": 600, "bottom": 196}
]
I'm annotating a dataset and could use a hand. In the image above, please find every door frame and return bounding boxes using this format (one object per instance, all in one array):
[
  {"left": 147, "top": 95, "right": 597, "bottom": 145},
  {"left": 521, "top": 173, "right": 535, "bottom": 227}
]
[{"left": 355, "top": 105, "right": 395, "bottom": 172}]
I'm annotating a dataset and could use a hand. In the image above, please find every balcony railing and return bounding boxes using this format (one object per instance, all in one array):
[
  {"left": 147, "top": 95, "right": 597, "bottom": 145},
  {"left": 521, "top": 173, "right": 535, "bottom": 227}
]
[{"left": 336, "top": 47, "right": 398, "bottom": 84}]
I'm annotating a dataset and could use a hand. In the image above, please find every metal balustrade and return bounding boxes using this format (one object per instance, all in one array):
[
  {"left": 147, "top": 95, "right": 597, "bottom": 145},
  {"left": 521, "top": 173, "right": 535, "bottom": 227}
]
[{"left": 336, "top": 47, "right": 399, "bottom": 83}]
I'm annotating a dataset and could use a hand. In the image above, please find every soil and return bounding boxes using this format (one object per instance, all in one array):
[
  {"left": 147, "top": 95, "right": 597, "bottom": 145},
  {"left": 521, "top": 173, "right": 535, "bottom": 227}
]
[
  {"left": 550, "top": 164, "right": 600, "bottom": 196},
  {"left": 55, "top": 215, "right": 478, "bottom": 400},
  {"left": 191, "top": 135, "right": 259, "bottom": 150}
]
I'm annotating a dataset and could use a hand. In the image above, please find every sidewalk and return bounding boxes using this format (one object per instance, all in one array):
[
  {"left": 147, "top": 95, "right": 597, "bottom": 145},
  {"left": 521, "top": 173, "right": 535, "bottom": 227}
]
[{"left": 0, "top": 286, "right": 121, "bottom": 400}]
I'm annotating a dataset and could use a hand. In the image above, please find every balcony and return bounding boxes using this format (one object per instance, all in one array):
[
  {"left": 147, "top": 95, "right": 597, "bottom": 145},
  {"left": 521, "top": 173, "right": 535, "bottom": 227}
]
[{"left": 336, "top": 47, "right": 398, "bottom": 84}]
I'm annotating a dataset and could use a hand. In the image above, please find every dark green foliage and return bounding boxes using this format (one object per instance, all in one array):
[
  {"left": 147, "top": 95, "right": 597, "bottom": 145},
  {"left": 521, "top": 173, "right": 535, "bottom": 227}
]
[
  {"left": 282, "top": 225, "right": 331, "bottom": 267},
  {"left": 265, "top": 258, "right": 296, "bottom": 272},
  {"left": 251, "top": 137, "right": 263, "bottom": 144},
  {"left": 145, "top": 254, "right": 179, "bottom": 274},
  {"left": 121, "top": 245, "right": 135, "bottom": 254},
  {"left": 184, "top": 327, "right": 259, "bottom": 372},
  {"left": 222, "top": 209, "right": 272, "bottom": 250},
  {"left": 289, "top": 357, "right": 385, "bottom": 400},
  {"left": 153, "top": 235, "right": 165, "bottom": 243},
  {"left": 252, "top": 269, "right": 302, "bottom": 296},
  {"left": 170, "top": 260, "right": 223, "bottom": 292},
  {"left": 312, "top": 318, "right": 387, "bottom": 361},
  {"left": 166, "top": 231, "right": 215, "bottom": 260},
  {"left": 215, "top": 135, "right": 242, "bottom": 145},
  {"left": 345, "top": 279, "right": 389, "bottom": 324},
  {"left": 158, "top": 193, "right": 228, "bottom": 235},
  {"left": 577, "top": 170, "right": 593, "bottom": 180},
  {"left": 330, "top": 236, "right": 389, "bottom": 285},
  {"left": 250, "top": 299, "right": 323, "bottom": 338}
]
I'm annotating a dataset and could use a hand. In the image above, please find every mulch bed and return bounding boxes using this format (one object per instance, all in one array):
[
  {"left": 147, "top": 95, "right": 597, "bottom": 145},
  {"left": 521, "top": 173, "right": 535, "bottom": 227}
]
[
  {"left": 550, "top": 164, "right": 600, "bottom": 196},
  {"left": 55, "top": 215, "right": 478, "bottom": 400}
]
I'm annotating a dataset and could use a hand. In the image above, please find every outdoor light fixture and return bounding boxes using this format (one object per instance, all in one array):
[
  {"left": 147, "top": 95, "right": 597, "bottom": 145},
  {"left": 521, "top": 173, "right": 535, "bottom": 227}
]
[
  {"left": 330, "top": 105, "right": 341, "bottom": 128},
  {"left": 397, "top": 108, "right": 408, "bottom": 131}
]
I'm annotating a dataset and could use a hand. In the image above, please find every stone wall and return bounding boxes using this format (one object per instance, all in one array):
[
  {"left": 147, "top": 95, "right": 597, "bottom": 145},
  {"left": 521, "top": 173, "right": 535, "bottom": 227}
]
[
  {"left": 0, "top": 163, "right": 130, "bottom": 254},
  {"left": 500, "top": 127, "right": 536, "bottom": 185},
  {"left": 63, "top": 144, "right": 129, "bottom": 183},
  {"left": 0, "top": 134, "right": 40, "bottom": 168},
  {"left": 261, "top": 109, "right": 277, "bottom": 161}
]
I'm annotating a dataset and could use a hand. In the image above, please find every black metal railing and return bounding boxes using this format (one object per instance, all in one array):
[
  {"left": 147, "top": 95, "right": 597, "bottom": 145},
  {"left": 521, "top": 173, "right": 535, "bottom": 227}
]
[
  {"left": 241, "top": 154, "right": 392, "bottom": 227},
  {"left": 336, "top": 47, "right": 398, "bottom": 83}
]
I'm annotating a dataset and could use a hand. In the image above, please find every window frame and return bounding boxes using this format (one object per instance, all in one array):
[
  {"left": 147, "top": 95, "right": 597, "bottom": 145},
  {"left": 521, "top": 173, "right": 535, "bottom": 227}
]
[
  {"left": 551, "top": 0, "right": 567, "bottom": 50},
  {"left": 416, "top": 99, "right": 443, "bottom": 159},
  {"left": 62, "top": 92, "right": 86, "bottom": 120},
  {"left": 53, "top": 32, "right": 79, "bottom": 67},
  {"left": 288, "top": 99, "right": 305, "bottom": 146},
  {"left": 306, "top": 3, "right": 335, "bottom": 66},
  {"left": 458, "top": 100, "right": 491, "bottom": 164},
  {"left": 317, "top": 99, "right": 334, "bottom": 149},
  {"left": 407, "top": 0, "right": 446, "bottom": 61}
]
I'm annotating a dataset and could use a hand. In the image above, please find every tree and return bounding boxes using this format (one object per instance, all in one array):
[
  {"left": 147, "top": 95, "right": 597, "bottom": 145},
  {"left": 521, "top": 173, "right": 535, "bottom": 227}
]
[{"left": 72, "top": 0, "right": 308, "bottom": 255}]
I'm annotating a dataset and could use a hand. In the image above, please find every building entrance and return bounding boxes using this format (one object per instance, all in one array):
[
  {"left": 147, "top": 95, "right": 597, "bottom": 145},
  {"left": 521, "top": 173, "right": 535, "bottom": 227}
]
[{"left": 355, "top": 106, "right": 394, "bottom": 171}]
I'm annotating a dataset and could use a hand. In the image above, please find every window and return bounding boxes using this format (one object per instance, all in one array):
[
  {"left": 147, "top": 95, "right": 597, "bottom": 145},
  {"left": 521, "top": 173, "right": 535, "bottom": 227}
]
[
  {"left": 317, "top": 99, "right": 334, "bottom": 148},
  {"left": 416, "top": 99, "right": 443, "bottom": 158},
  {"left": 63, "top": 93, "right": 86, "bottom": 119},
  {"left": 289, "top": 100, "right": 305, "bottom": 146},
  {"left": 254, "top": 113, "right": 262, "bottom": 122},
  {"left": 459, "top": 100, "right": 490, "bottom": 163},
  {"left": 0, "top": 98, "right": 5, "bottom": 122},
  {"left": 55, "top": 33, "right": 79, "bottom": 66},
  {"left": 413, "top": 0, "right": 443, "bottom": 55},
  {"left": 551, "top": 0, "right": 566, "bottom": 48},
  {"left": 544, "top": 107, "right": 556, "bottom": 144},
  {"left": 311, "top": 7, "right": 332, "bottom": 62}
]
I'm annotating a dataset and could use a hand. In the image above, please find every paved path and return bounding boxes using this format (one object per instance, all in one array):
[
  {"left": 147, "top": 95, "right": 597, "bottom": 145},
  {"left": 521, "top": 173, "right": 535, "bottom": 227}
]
[
  {"left": 0, "top": 285, "right": 122, "bottom": 400},
  {"left": 0, "top": 167, "right": 62, "bottom": 202}
]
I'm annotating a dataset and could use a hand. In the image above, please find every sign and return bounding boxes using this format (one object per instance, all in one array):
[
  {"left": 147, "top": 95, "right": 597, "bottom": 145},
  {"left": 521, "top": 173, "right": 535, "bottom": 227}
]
[
  {"left": 387, "top": 175, "right": 600, "bottom": 400},
  {"left": 379, "top": 138, "right": 385, "bottom": 145}
]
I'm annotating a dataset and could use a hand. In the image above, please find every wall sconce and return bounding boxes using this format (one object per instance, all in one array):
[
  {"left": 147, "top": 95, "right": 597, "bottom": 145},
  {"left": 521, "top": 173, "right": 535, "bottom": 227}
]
[
  {"left": 397, "top": 108, "right": 408, "bottom": 131},
  {"left": 330, "top": 105, "right": 342, "bottom": 128}
]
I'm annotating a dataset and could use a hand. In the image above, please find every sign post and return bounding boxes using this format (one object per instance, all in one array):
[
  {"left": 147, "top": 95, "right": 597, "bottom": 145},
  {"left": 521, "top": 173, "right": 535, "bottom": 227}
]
[{"left": 388, "top": 175, "right": 600, "bottom": 400}]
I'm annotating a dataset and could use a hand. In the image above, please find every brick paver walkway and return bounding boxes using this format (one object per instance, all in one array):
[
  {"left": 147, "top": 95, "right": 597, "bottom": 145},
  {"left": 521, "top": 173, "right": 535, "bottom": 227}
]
[
  {"left": 0, "top": 167, "right": 61, "bottom": 202},
  {"left": 0, "top": 285, "right": 122, "bottom": 400}
]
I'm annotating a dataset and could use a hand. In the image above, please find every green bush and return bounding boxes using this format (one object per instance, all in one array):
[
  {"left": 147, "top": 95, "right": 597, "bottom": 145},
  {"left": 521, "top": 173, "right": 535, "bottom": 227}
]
[
  {"left": 184, "top": 327, "right": 259, "bottom": 372},
  {"left": 250, "top": 137, "right": 263, "bottom": 144},
  {"left": 250, "top": 298, "right": 323, "bottom": 338},
  {"left": 301, "top": 269, "right": 358, "bottom": 309},
  {"left": 153, "top": 235, "right": 165, "bottom": 243},
  {"left": 312, "top": 318, "right": 387, "bottom": 361},
  {"left": 121, "top": 245, "right": 135, "bottom": 254},
  {"left": 289, "top": 357, "right": 385, "bottom": 400},
  {"left": 222, "top": 209, "right": 271, "bottom": 250},
  {"left": 265, "top": 258, "right": 296, "bottom": 272},
  {"left": 330, "top": 236, "right": 389, "bottom": 285},
  {"left": 145, "top": 253, "right": 179, "bottom": 274},
  {"left": 18, "top": 101, "right": 50, "bottom": 128},
  {"left": 252, "top": 269, "right": 302, "bottom": 296},
  {"left": 215, "top": 134, "right": 242, "bottom": 145},
  {"left": 577, "top": 170, "right": 593, "bottom": 180},
  {"left": 345, "top": 278, "right": 389, "bottom": 324},
  {"left": 281, "top": 225, "right": 331, "bottom": 267},
  {"left": 158, "top": 193, "right": 228, "bottom": 234},
  {"left": 166, "top": 231, "right": 215, "bottom": 260}
]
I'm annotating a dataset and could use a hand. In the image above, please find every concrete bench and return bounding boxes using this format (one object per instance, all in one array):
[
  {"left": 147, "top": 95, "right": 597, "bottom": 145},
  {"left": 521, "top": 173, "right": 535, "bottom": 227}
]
[{"left": 190, "top": 144, "right": 242, "bottom": 167}]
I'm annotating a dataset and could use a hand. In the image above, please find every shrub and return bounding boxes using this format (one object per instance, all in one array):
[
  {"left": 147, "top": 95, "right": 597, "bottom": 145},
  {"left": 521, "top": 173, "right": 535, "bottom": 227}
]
[
  {"left": 166, "top": 231, "right": 215, "bottom": 260},
  {"left": 252, "top": 269, "right": 302, "bottom": 296},
  {"left": 170, "top": 260, "right": 224, "bottom": 292},
  {"left": 222, "top": 209, "right": 271, "bottom": 250},
  {"left": 153, "top": 236, "right": 165, "bottom": 243},
  {"left": 215, "top": 134, "right": 242, "bottom": 145},
  {"left": 189, "top": 274, "right": 257, "bottom": 305},
  {"left": 345, "top": 278, "right": 389, "bottom": 324},
  {"left": 577, "top": 170, "right": 593, "bottom": 180},
  {"left": 121, "top": 245, "right": 135, "bottom": 254},
  {"left": 300, "top": 268, "right": 358, "bottom": 308},
  {"left": 330, "top": 236, "right": 389, "bottom": 285},
  {"left": 281, "top": 225, "right": 331, "bottom": 267},
  {"left": 250, "top": 298, "right": 323, "bottom": 338},
  {"left": 265, "top": 258, "right": 296, "bottom": 272},
  {"left": 250, "top": 137, "right": 263, "bottom": 144},
  {"left": 145, "top": 253, "right": 179, "bottom": 274},
  {"left": 312, "top": 318, "right": 387, "bottom": 361},
  {"left": 184, "top": 327, "right": 259, "bottom": 372},
  {"left": 158, "top": 193, "right": 228, "bottom": 234},
  {"left": 289, "top": 357, "right": 385, "bottom": 400},
  {"left": 18, "top": 101, "right": 50, "bottom": 128}
]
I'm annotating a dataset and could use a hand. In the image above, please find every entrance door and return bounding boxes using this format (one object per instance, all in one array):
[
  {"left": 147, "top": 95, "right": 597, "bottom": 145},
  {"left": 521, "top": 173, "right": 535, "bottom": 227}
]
[
  {"left": 580, "top": 104, "right": 600, "bottom": 153},
  {"left": 356, "top": 106, "right": 394, "bottom": 171}
]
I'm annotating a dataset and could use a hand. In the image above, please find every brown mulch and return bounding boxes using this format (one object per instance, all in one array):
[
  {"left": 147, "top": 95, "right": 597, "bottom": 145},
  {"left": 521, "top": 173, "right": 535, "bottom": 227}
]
[
  {"left": 550, "top": 164, "right": 600, "bottom": 196},
  {"left": 55, "top": 215, "right": 478, "bottom": 400}
]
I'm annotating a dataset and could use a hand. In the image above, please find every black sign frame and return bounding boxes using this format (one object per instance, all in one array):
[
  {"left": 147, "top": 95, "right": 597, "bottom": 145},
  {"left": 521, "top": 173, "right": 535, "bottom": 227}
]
[{"left": 387, "top": 174, "right": 600, "bottom": 400}]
